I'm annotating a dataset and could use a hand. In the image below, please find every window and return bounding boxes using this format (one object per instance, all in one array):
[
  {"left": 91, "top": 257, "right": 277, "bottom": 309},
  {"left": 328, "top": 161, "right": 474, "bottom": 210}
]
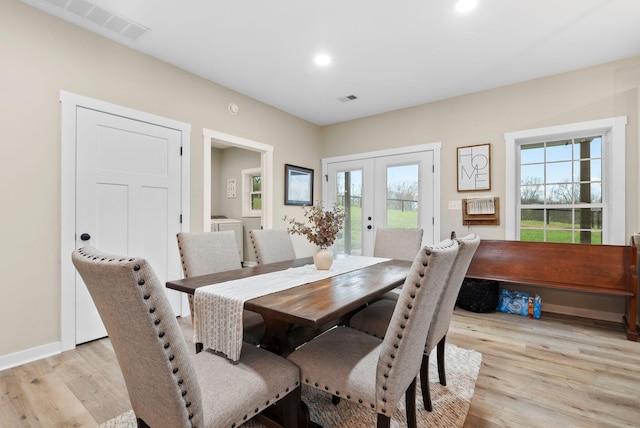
[
  {"left": 505, "top": 117, "right": 627, "bottom": 245},
  {"left": 519, "top": 137, "right": 602, "bottom": 243},
  {"left": 242, "top": 168, "right": 262, "bottom": 217}
]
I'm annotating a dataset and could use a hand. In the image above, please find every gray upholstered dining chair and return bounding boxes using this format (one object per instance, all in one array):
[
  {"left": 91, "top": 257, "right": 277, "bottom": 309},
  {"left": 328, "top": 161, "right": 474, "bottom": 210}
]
[
  {"left": 374, "top": 228, "right": 424, "bottom": 261},
  {"left": 249, "top": 229, "right": 296, "bottom": 264},
  {"left": 349, "top": 233, "right": 480, "bottom": 411},
  {"left": 72, "top": 246, "right": 300, "bottom": 428},
  {"left": 373, "top": 228, "right": 424, "bottom": 301},
  {"left": 176, "top": 230, "right": 265, "bottom": 345},
  {"left": 287, "top": 239, "right": 459, "bottom": 428}
]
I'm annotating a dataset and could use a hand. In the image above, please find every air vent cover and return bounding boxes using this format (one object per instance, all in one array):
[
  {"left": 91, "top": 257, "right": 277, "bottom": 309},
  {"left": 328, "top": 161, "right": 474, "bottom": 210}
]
[
  {"left": 41, "top": 0, "right": 150, "bottom": 41},
  {"left": 338, "top": 95, "right": 358, "bottom": 103}
]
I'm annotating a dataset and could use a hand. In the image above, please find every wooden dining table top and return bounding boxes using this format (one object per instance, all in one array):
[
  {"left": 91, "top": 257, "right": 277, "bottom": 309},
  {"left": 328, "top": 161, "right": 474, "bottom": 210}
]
[{"left": 166, "top": 256, "right": 412, "bottom": 328}]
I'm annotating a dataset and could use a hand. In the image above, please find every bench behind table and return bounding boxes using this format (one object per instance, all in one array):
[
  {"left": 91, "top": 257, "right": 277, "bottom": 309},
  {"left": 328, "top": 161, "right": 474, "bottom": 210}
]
[{"left": 465, "top": 239, "right": 638, "bottom": 340}]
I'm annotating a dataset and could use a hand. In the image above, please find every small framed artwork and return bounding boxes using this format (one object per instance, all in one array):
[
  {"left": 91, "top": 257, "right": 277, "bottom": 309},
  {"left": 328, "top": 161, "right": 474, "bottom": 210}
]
[
  {"left": 284, "top": 164, "right": 314, "bottom": 205},
  {"left": 457, "top": 143, "right": 491, "bottom": 192}
]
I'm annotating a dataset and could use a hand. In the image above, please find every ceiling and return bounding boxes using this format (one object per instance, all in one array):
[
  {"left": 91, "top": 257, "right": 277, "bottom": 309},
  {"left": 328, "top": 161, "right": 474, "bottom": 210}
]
[{"left": 23, "top": 0, "right": 640, "bottom": 126}]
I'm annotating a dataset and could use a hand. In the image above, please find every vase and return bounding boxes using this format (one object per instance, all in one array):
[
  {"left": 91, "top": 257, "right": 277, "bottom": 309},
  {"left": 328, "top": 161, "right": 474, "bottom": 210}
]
[{"left": 313, "top": 248, "right": 334, "bottom": 270}]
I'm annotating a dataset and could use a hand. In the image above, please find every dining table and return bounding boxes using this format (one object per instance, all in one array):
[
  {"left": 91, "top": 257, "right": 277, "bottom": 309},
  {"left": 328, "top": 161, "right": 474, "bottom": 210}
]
[{"left": 166, "top": 255, "right": 413, "bottom": 427}]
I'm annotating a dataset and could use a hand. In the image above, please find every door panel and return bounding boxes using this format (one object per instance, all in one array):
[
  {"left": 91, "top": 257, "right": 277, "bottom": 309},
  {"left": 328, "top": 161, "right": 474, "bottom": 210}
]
[
  {"left": 327, "top": 159, "right": 374, "bottom": 256},
  {"left": 75, "top": 107, "right": 182, "bottom": 344}
]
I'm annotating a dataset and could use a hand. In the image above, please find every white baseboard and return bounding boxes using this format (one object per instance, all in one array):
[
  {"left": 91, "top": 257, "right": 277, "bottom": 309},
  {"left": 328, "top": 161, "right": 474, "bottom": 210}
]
[
  {"left": 542, "top": 303, "right": 623, "bottom": 324},
  {"left": 0, "top": 342, "right": 61, "bottom": 372}
]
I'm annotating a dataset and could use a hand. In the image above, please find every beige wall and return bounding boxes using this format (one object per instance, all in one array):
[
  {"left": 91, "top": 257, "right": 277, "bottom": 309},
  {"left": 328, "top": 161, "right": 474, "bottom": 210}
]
[
  {"left": 321, "top": 57, "right": 640, "bottom": 321},
  {"left": 0, "top": 1, "right": 322, "bottom": 359},
  {"left": 1, "top": 0, "right": 638, "bottom": 364},
  {"left": 322, "top": 57, "right": 640, "bottom": 239}
]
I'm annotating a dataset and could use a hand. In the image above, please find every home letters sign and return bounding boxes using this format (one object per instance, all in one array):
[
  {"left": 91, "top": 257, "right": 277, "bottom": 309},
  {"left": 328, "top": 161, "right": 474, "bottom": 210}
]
[{"left": 457, "top": 143, "right": 491, "bottom": 191}]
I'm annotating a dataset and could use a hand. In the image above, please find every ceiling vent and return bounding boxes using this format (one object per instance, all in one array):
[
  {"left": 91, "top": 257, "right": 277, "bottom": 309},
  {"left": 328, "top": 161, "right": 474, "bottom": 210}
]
[
  {"left": 42, "top": 0, "right": 150, "bottom": 42},
  {"left": 338, "top": 95, "right": 358, "bottom": 103}
]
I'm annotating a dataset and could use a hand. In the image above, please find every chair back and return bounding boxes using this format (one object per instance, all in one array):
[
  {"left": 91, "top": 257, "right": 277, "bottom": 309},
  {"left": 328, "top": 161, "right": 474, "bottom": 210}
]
[
  {"left": 72, "top": 247, "right": 203, "bottom": 428},
  {"left": 176, "top": 230, "right": 241, "bottom": 277},
  {"left": 373, "top": 228, "right": 424, "bottom": 261},
  {"left": 249, "top": 229, "right": 296, "bottom": 264},
  {"left": 375, "top": 239, "right": 459, "bottom": 409},
  {"left": 425, "top": 233, "right": 481, "bottom": 352}
]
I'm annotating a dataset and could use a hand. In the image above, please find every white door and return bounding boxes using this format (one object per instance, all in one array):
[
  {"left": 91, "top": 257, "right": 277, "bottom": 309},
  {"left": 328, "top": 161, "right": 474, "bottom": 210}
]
[
  {"left": 326, "top": 150, "right": 436, "bottom": 256},
  {"left": 74, "top": 107, "right": 183, "bottom": 344}
]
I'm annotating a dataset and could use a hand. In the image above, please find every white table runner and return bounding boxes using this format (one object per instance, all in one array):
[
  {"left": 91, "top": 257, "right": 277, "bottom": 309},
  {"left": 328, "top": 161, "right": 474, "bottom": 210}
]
[{"left": 194, "top": 256, "right": 389, "bottom": 361}]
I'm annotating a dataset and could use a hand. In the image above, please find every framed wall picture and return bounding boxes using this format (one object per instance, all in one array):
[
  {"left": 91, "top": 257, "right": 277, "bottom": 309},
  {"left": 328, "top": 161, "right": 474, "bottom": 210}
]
[
  {"left": 284, "top": 164, "right": 314, "bottom": 205},
  {"left": 457, "top": 143, "right": 491, "bottom": 191}
]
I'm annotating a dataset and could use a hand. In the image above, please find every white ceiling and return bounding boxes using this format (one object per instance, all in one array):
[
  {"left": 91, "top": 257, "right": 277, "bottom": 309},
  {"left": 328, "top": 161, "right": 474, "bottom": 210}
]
[{"left": 24, "top": 0, "right": 640, "bottom": 126}]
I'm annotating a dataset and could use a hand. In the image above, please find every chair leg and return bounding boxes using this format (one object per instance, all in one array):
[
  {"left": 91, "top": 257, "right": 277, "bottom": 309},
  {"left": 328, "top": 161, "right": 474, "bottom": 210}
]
[
  {"left": 281, "top": 385, "right": 301, "bottom": 428},
  {"left": 405, "top": 377, "right": 417, "bottom": 428},
  {"left": 437, "top": 335, "right": 447, "bottom": 386},
  {"left": 376, "top": 413, "right": 391, "bottom": 428},
  {"left": 136, "top": 418, "right": 150, "bottom": 428},
  {"left": 420, "top": 353, "right": 432, "bottom": 412}
]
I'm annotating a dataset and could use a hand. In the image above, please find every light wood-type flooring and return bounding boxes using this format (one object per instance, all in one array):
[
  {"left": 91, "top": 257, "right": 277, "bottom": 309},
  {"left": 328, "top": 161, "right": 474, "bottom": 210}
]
[{"left": 1, "top": 310, "right": 639, "bottom": 427}]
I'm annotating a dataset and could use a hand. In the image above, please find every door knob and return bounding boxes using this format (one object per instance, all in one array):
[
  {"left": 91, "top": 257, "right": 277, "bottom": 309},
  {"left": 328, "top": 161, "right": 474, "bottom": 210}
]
[{"left": 80, "top": 233, "right": 91, "bottom": 241}]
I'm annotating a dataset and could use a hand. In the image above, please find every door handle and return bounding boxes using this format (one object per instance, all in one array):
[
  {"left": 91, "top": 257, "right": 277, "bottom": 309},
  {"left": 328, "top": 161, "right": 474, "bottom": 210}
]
[{"left": 80, "top": 233, "right": 91, "bottom": 241}]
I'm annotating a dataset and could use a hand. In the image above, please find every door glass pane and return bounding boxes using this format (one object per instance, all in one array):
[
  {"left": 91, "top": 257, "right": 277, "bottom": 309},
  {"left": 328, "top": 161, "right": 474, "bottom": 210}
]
[
  {"left": 386, "top": 164, "right": 418, "bottom": 228},
  {"left": 336, "top": 169, "right": 363, "bottom": 255}
]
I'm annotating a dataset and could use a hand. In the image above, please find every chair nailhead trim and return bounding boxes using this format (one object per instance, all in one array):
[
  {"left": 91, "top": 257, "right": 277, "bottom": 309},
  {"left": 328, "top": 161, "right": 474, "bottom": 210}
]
[
  {"left": 133, "top": 265, "right": 140, "bottom": 271},
  {"left": 138, "top": 279, "right": 145, "bottom": 286},
  {"left": 154, "top": 319, "right": 160, "bottom": 325}
]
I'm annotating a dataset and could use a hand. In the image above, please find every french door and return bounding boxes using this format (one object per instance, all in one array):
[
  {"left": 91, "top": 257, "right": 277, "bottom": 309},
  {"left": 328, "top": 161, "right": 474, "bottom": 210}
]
[{"left": 323, "top": 145, "right": 439, "bottom": 257}]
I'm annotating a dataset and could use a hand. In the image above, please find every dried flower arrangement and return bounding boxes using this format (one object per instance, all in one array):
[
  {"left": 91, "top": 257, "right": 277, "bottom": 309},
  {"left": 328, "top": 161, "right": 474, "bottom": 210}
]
[{"left": 284, "top": 202, "right": 346, "bottom": 249}]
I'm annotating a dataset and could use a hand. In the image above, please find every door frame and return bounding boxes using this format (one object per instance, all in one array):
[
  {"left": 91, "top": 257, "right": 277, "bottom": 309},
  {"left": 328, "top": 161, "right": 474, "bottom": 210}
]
[
  {"left": 60, "top": 91, "right": 191, "bottom": 352},
  {"left": 202, "top": 128, "right": 274, "bottom": 231},
  {"left": 322, "top": 143, "right": 442, "bottom": 247}
]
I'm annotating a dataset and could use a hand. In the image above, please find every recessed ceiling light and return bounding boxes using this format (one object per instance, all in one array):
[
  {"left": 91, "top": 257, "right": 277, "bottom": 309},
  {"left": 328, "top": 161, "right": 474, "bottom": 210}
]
[
  {"left": 456, "top": 0, "right": 478, "bottom": 13},
  {"left": 314, "top": 54, "right": 332, "bottom": 67}
]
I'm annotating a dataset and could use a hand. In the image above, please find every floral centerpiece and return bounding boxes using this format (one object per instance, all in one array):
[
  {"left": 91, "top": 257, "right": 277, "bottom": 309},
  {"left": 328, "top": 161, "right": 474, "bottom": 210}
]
[{"left": 284, "top": 202, "right": 346, "bottom": 269}]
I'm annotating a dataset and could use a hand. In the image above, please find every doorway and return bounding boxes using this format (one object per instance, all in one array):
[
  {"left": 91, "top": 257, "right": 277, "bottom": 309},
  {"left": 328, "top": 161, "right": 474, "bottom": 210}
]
[
  {"left": 323, "top": 143, "right": 441, "bottom": 256},
  {"left": 202, "top": 129, "right": 274, "bottom": 231}
]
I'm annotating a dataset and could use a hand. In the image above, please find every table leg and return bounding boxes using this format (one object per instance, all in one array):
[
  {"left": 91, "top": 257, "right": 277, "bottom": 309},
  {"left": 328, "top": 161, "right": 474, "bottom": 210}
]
[
  {"left": 260, "top": 318, "right": 295, "bottom": 356},
  {"left": 256, "top": 395, "right": 321, "bottom": 428}
]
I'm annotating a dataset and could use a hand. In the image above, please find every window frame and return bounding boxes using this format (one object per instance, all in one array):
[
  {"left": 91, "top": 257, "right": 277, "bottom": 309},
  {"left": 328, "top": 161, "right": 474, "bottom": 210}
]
[
  {"left": 505, "top": 116, "right": 627, "bottom": 245},
  {"left": 241, "top": 167, "right": 262, "bottom": 218}
]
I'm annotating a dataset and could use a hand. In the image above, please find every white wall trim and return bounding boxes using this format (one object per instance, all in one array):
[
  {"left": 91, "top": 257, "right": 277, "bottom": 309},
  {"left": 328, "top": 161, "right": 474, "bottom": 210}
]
[
  {"left": 202, "top": 129, "right": 274, "bottom": 231},
  {"left": 321, "top": 142, "right": 442, "bottom": 164},
  {"left": 60, "top": 91, "right": 191, "bottom": 352},
  {"left": 0, "top": 342, "right": 61, "bottom": 372},
  {"left": 504, "top": 116, "right": 627, "bottom": 244}
]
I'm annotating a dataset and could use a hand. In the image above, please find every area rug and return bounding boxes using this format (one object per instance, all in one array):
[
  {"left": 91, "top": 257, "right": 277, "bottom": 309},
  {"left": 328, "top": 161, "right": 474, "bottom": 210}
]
[{"left": 100, "top": 344, "right": 481, "bottom": 428}]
